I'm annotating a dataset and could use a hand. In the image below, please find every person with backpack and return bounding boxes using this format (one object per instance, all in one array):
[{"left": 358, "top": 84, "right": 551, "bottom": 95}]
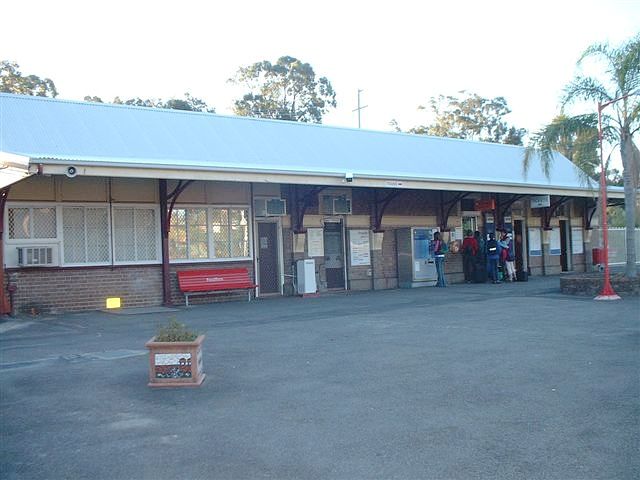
[
  {"left": 486, "top": 232, "right": 500, "bottom": 284},
  {"left": 461, "top": 229, "right": 478, "bottom": 283},
  {"left": 432, "top": 231, "right": 447, "bottom": 287}
]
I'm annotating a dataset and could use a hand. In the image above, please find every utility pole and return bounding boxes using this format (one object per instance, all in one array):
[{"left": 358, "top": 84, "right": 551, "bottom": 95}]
[{"left": 352, "top": 89, "right": 368, "bottom": 128}]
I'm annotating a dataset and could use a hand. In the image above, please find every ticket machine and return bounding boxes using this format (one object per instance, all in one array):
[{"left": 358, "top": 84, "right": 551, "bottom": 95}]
[{"left": 397, "top": 227, "right": 439, "bottom": 288}]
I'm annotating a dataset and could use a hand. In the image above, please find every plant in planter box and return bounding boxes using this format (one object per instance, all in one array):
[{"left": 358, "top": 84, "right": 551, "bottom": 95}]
[{"left": 145, "top": 319, "right": 205, "bottom": 388}]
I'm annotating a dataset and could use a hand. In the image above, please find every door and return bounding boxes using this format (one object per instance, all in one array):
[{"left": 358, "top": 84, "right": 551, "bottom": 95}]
[
  {"left": 323, "top": 221, "right": 345, "bottom": 289},
  {"left": 559, "top": 220, "right": 569, "bottom": 272},
  {"left": 257, "top": 222, "right": 280, "bottom": 294},
  {"left": 514, "top": 220, "right": 525, "bottom": 274}
]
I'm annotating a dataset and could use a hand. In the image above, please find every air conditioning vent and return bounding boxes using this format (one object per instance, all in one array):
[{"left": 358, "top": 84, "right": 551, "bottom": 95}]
[
  {"left": 254, "top": 197, "right": 286, "bottom": 217},
  {"left": 17, "top": 246, "right": 56, "bottom": 266}
]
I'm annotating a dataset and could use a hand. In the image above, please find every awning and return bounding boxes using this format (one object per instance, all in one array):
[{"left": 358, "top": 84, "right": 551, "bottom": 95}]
[{"left": 0, "top": 152, "right": 31, "bottom": 189}]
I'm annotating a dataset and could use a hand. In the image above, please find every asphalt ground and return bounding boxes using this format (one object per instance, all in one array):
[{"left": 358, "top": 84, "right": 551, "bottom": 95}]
[{"left": 1, "top": 276, "right": 638, "bottom": 480}]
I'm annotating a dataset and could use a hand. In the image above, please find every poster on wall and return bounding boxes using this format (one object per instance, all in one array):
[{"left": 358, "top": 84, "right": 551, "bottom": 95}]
[
  {"left": 549, "top": 229, "right": 561, "bottom": 255},
  {"left": 528, "top": 228, "right": 542, "bottom": 256},
  {"left": 307, "top": 228, "right": 324, "bottom": 257},
  {"left": 571, "top": 228, "right": 584, "bottom": 254},
  {"left": 349, "top": 229, "right": 371, "bottom": 266}
]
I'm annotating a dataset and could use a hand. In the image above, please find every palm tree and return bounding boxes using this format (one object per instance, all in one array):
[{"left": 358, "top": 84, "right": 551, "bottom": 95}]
[{"left": 526, "top": 35, "right": 639, "bottom": 277}]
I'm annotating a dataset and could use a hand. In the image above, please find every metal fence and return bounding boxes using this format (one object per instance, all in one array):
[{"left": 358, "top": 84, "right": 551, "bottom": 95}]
[{"left": 606, "top": 228, "right": 640, "bottom": 265}]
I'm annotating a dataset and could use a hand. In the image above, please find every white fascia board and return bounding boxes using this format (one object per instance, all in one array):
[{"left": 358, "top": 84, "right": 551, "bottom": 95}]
[
  {"left": 33, "top": 160, "right": 624, "bottom": 199},
  {"left": 0, "top": 151, "right": 32, "bottom": 189}
]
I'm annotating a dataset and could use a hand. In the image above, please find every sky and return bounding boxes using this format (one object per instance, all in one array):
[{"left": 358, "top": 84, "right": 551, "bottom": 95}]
[{"left": 1, "top": 0, "right": 638, "bottom": 144}]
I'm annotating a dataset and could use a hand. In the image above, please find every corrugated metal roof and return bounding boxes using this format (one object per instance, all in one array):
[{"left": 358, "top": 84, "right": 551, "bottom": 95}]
[{"left": 0, "top": 92, "right": 593, "bottom": 191}]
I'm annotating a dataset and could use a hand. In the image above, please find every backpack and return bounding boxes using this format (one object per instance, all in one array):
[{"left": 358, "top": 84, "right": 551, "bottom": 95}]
[
  {"left": 464, "top": 243, "right": 474, "bottom": 256},
  {"left": 487, "top": 239, "right": 498, "bottom": 256},
  {"left": 441, "top": 241, "right": 449, "bottom": 254}
]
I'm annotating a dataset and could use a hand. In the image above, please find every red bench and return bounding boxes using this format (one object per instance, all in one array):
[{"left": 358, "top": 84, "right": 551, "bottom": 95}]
[{"left": 177, "top": 268, "right": 258, "bottom": 306}]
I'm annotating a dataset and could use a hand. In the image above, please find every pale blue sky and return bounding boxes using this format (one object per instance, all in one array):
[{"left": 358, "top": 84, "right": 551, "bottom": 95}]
[{"left": 1, "top": 0, "right": 638, "bottom": 143}]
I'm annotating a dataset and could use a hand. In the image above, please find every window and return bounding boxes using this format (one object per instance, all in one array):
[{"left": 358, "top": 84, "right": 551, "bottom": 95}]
[
  {"left": 113, "top": 207, "right": 158, "bottom": 262},
  {"left": 212, "top": 208, "right": 249, "bottom": 258},
  {"left": 8, "top": 207, "right": 56, "bottom": 239},
  {"left": 169, "top": 207, "right": 249, "bottom": 261},
  {"left": 62, "top": 206, "right": 110, "bottom": 264},
  {"left": 462, "top": 216, "right": 477, "bottom": 235}
]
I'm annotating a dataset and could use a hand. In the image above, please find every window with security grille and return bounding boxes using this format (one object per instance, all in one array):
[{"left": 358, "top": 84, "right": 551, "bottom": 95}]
[
  {"left": 212, "top": 208, "right": 249, "bottom": 258},
  {"left": 113, "top": 207, "right": 158, "bottom": 262},
  {"left": 169, "top": 206, "right": 249, "bottom": 261},
  {"left": 169, "top": 208, "right": 209, "bottom": 260},
  {"left": 8, "top": 207, "right": 56, "bottom": 239},
  {"left": 62, "top": 206, "right": 110, "bottom": 264}
]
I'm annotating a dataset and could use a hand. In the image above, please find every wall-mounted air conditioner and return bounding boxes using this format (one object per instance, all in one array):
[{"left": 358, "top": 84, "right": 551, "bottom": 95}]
[
  {"left": 253, "top": 197, "right": 287, "bottom": 217},
  {"left": 332, "top": 197, "right": 352, "bottom": 215},
  {"left": 17, "top": 246, "right": 57, "bottom": 267}
]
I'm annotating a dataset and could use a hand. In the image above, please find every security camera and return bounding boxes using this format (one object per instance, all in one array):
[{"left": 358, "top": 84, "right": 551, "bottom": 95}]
[
  {"left": 66, "top": 166, "right": 78, "bottom": 178},
  {"left": 345, "top": 172, "right": 354, "bottom": 182}
]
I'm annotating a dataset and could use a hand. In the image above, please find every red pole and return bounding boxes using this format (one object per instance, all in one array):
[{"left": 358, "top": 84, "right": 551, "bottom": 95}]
[{"left": 595, "top": 101, "right": 620, "bottom": 300}]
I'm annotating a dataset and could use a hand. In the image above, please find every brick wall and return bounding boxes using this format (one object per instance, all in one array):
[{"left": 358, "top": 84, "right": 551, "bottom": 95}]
[
  {"left": 7, "top": 265, "right": 163, "bottom": 314},
  {"left": 7, "top": 260, "right": 255, "bottom": 313}
]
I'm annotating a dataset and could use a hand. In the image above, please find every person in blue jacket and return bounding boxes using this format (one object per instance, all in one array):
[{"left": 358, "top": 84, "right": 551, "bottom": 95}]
[{"left": 486, "top": 232, "right": 500, "bottom": 283}]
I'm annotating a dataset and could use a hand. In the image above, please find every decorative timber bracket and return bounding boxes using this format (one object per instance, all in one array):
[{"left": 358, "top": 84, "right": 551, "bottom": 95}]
[
  {"left": 584, "top": 198, "right": 598, "bottom": 230},
  {"left": 495, "top": 193, "right": 526, "bottom": 227},
  {"left": 542, "top": 196, "right": 571, "bottom": 230},
  {"left": 289, "top": 185, "right": 328, "bottom": 233},
  {"left": 371, "top": 189, "right": 402, "bottom": 233},
  {"left": 438, "top": 192, "right": 471, "bottom": 231}
]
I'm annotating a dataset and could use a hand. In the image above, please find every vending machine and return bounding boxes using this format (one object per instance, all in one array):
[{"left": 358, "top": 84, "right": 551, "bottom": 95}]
[{"left": 396, "top": 227, "right": 439, "bottom": 288}]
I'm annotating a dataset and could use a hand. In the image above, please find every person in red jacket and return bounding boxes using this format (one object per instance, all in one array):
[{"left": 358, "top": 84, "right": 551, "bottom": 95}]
[{"left": 461, "top": 229, "right": 479, "bottom": 283}]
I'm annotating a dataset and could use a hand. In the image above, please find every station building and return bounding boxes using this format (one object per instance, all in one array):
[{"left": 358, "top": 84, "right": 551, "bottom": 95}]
[{"left": 0, "top": 93, "right": 623, "bottom": 313}]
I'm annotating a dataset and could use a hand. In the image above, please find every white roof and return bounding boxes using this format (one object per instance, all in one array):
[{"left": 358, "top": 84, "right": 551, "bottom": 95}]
[{"left": 0, "top": 93, "right": 610, "bottom": 196}]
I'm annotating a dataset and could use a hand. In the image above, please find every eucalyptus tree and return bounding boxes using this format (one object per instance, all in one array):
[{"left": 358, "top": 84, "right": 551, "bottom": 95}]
[
  {"left": 0, "top": 61, "right": 58, "bottom": 97},
  {"left": 229, "top": 56, "right": 336, "bottom": 123},
  {"left": 409, "top": 91, "right": 526, "bottom": 145},
  {"left": 525, "top": 35, "right": 639, "bottom": 277}
]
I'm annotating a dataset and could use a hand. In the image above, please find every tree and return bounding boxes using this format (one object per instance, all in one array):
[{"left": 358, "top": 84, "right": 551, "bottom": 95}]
[
  {"left": 409, "top": 91, "right": 526, "bottom": 145},
  {"left": 0, "top": 61, "right": 58, "bottom": 97},
  {"left": 229, "top": 56, "right": 336, "bottom": 123},
  {"left": 85, "top": 93, "right": 215, "bottom": 113},
  {"left": 524, "top": 114, "right": 600, "bottom": 181},
  {"left": 525, "top": 35, "right": 639, "bottom": 277}
]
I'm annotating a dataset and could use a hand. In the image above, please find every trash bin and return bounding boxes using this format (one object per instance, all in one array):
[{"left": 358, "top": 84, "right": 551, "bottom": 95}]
[{"left": 592, "top": 248, "right": 605, "bottom": 265}]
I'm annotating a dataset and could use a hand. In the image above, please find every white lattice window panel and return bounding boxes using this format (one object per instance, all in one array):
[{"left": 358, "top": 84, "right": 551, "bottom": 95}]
[
  {"left": 211, "top": 208, "right": 249, "bottom": 258},
  {"left": 8, "top": 207, "right": 56, "bottom": 239},
  {"left": 169, "top": 208, "right": 208, "bottom": 260},
  {"left": 113, "top": 207, "right": 158, "bottom": 262},
  {"left": 62, "top": 206, "right": 110, "bottom": 264}
]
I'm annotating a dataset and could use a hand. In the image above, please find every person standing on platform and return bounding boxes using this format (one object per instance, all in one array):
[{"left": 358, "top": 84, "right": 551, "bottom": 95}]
[
  {"left": 461, "top": 230, "right": 478, "bottom": 283},
  {"left": 486, "top": 232, "right": 500, "bottom": 283},
  {"left": 499, "top": 232, "right": 517, "bottom": 281},
  {"left": 432, "top": 231, "right": 447, "bottom": 287}
]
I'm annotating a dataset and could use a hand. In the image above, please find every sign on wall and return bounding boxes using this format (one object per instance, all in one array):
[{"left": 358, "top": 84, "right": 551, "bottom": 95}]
[
  {"left": 549, "top": 229, "right": 561, "bottom": 255},
  {"left": 571, "top": 228, "right": 584, "bottom": 254},
  {"left": 307, "top": 228, "right": 324, "bottom": 257},
  {"left": 349, "top": 229, "right": 371, "bottom": 266},
  {"left": 530, "top": 195, "right": 550, "bottom": 208},
  {"left": 528, "top": 228, "right": 542, "bottom": 256}
]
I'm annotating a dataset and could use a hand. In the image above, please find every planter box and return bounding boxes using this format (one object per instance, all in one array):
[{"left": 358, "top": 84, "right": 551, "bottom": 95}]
[{"left": 145, "top": 335, "right": 205, "bottom": 388}]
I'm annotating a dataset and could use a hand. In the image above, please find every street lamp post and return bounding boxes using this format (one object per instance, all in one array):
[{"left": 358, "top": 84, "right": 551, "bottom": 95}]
[{"left": 594, "top": 96, "right": 626, "bottom": 301}]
